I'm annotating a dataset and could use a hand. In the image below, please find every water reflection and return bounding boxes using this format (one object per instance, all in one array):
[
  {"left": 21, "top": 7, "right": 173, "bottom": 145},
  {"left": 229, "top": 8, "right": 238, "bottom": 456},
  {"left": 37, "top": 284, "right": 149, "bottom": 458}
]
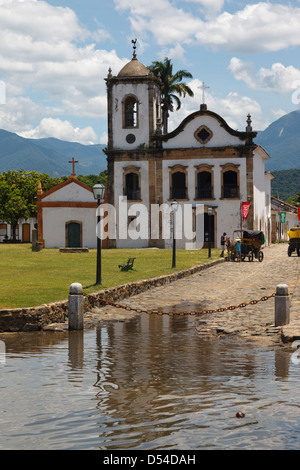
[{"left": 0, "top": 314, "right": 300, "bottom": 450}]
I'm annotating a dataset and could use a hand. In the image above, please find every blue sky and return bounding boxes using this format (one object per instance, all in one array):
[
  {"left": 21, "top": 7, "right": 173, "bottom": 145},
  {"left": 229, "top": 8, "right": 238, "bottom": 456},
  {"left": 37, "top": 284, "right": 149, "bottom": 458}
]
[{"left": 0, "top": 0, "right": 300, "bottom": 145}]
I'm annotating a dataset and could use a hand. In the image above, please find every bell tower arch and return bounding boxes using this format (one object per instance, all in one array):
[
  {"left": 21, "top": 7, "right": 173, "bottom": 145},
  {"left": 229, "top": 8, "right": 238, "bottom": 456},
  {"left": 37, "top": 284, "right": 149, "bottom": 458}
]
[{"left": 105, "top": 44, "right": 162, "bottom": 150}]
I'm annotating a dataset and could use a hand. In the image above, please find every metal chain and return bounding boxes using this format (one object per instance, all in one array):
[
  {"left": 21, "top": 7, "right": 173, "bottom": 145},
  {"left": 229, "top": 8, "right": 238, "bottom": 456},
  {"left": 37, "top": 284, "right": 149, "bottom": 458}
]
[{"left": 85, "top": 292, "right": 276, "bottom": 316}]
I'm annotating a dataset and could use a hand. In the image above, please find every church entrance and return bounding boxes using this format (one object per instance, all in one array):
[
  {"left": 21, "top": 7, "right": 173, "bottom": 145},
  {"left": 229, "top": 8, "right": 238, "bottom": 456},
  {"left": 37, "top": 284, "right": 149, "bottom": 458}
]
[{"left": 66, "top": 222, "right": 81, "bottom": 248}]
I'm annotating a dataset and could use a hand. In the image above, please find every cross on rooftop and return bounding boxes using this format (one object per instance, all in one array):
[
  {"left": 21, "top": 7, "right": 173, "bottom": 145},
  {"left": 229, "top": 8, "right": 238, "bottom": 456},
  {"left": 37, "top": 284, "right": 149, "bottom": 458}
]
[
  {"left": 69, "top": 157, "right": 78, "bottom": 177},
  {"left": 199, "top": 82, "right": 209, "bottom": 105}
]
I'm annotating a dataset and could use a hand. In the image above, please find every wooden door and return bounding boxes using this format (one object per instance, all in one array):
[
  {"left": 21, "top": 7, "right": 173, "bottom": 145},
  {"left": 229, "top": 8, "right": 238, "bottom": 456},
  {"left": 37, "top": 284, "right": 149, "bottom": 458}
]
[
  {"left": 22, "top": 223, "right": 30, "bottom": 242},
  {"left": 67, "top": 222, "right": 81, "bottom": 247}
]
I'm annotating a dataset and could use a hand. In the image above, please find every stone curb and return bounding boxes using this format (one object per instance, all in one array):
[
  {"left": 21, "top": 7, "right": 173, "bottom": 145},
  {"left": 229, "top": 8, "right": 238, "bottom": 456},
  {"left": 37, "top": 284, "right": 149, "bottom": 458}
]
[{"left": 0, "top": 258, "right": 225, "bottom": 332}]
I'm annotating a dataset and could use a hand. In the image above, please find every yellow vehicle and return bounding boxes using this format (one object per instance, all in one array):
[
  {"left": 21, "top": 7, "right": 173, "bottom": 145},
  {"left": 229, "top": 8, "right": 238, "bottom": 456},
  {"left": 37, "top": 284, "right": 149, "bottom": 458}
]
[
  {"left": 288, "top": 227, "right": 300, "bottom": 257},
  {"left": 230, "top": 230, "right": 265, "bottom": 262},
  {"left": 241, "top": 230, "right": 265, "bottom": 262}
]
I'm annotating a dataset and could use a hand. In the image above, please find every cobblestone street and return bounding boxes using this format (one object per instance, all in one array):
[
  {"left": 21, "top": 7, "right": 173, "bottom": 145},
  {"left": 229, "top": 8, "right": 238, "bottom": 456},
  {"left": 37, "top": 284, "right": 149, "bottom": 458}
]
[{"left": 87, "top": 243, "right": 300, "bottom": 345}]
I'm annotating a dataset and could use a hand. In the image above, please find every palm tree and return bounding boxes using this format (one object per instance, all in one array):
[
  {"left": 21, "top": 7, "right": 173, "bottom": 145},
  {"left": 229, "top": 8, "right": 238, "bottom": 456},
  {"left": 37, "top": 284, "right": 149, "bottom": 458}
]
[{"left": 149, "top": 57, "right": 194, "bottom": 134}]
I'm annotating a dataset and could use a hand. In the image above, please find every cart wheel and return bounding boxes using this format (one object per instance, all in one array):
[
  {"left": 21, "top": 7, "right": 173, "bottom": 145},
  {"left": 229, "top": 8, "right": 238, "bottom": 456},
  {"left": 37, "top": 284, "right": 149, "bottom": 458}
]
[
  {"left": 297, "top": 248, "right": 300, "bottom": 257},
  {"left": 258, "top": 251, "right": 264, "bottom": 262},
  {"left": 288, "top": 247, "right": 292, "bottom": 257},
  {"left": 248, "top": 252, "right": 254, "bottom": 262}
]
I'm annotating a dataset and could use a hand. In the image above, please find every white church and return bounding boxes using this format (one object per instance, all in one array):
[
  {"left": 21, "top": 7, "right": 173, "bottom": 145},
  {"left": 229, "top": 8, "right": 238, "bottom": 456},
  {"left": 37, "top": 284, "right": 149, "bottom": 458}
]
[
  {"left": 30, "top": 46, "right": 274, "bottom": 250},
  {"left": 104, "top": 47, "right": 273, "bottom": 250}
]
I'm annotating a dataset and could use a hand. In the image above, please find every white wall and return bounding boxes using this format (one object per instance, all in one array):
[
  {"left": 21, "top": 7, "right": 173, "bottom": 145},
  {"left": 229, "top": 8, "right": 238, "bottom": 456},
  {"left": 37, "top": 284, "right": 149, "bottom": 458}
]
[
  {"left": 162, "top": 157, "right": 247, "bottom": 248},
  {"left": 253, "top": 150, "right": 270, "bottom": 237},
  {"left": 114, "top": 160, "right": 150, "bottom": 248},
  {"left": 43, "top": 183, "right": 94, "bottom": 203},
  {"left": 0, "top": 217, "right": 37, "bottom": 242},
  {"left": 163, "top": 115, "right": 245, "bottom": 149},
  {"left": 112, "top": 82, "right": 150, "bottom": 150},
  {"left": 42, "top": 181, "right": 97, "bottom": 248},
  {"left": 43, "top": 207, "right": 97, "bottom": 248}
]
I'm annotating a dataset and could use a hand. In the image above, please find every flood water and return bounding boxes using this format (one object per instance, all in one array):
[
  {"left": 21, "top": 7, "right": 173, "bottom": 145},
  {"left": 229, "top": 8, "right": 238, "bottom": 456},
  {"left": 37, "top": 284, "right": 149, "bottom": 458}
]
[{"left": 1, "top": 313, "right": 300, "bottom": 450}]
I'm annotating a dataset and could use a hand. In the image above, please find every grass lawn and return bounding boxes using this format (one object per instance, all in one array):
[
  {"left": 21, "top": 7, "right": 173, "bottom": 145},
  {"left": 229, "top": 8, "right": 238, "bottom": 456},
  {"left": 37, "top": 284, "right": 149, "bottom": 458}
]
[{"left": 0, "top": 244, "right": 221, "bottom": 309}]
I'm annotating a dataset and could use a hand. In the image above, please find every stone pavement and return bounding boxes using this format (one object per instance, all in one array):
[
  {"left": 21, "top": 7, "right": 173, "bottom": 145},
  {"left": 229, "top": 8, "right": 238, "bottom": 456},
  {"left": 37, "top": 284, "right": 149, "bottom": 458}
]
[{"left": 85, "top": 243, "right": 300, "bottom": 346}]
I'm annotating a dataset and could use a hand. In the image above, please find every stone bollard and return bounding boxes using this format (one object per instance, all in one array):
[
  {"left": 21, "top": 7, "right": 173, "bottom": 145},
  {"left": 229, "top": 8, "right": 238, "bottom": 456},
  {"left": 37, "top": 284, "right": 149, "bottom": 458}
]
[
  {"left": 32, "top": 228, "right": 37, "bottom": 251},
  {"left": 275, "top": 284, "right": 290, "bottom": 327},
  {"left": 68, "top": 283, "right": 85, "bottom": 330}
]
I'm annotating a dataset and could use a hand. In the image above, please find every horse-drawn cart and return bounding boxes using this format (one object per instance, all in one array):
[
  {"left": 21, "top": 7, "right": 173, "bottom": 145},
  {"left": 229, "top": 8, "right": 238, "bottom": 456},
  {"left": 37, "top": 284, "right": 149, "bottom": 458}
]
[
  {"left": 288, "top": 227, "right": 300, "bottom": 257},
  {"left": 241, "top": 230, "right": 265, "bottom": 262},
  {"left": 226, "top": 230, "right": 265, "bottom": 262}
]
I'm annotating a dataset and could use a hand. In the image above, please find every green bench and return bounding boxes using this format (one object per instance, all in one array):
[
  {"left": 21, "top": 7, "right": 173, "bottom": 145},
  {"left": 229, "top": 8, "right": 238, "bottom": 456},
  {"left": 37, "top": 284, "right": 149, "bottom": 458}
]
[{"left": 118, "top": 257, "right": 136, "bottom": 271}]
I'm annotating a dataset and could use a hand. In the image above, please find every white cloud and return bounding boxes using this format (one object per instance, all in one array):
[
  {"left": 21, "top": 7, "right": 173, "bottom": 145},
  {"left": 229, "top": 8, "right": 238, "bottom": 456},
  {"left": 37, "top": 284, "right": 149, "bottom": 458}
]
[
  {"left": 115, "top": 0, "right": 202, "bottom": 46},
  {"left": 0, "top": 96, "right": 53, "bottom": 134},
  {"left": 228, "top": 58, "right": 256, "bottom": 88},
  {"left": 20, "top": 118, "right": 98, "bottom": 145},
  {"left": 184, "top": 0, "right": 225, "bottom": 16},
  {"left": 0, "top": 0, "right": 127, "bottom": 140},
  {"left": 196, "top": 4, "right": 300, "bottom": 53},
  {"left": 115, "top": 1, "right": 300, "bottom": 54},
  {"left": 160, "top": 44, "right": 186, "bottom": 62},
  {"left": 167, "top": 78, "right": 267, "bottom": 132},
  {"left": 100, "top": 131, "right": 108, "bottom": 145},
  {"left": 229, "top": 58, "right": 300, "bottom": 94}
]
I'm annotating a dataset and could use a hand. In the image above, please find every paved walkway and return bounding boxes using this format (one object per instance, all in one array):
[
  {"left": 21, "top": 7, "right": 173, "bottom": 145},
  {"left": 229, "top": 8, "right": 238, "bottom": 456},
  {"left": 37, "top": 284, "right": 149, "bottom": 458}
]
[{"left": 85, "top": 243, "right": 300, "bottom": 345}]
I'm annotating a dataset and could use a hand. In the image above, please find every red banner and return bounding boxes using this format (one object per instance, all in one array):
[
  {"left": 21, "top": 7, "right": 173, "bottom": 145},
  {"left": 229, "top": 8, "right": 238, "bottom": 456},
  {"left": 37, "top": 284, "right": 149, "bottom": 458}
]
[
  {"left": 298, "top": 207, "right": 300, "bottom": 221},
  {"left": 241, "top": 202, "right": 250, "bottom": 220}
]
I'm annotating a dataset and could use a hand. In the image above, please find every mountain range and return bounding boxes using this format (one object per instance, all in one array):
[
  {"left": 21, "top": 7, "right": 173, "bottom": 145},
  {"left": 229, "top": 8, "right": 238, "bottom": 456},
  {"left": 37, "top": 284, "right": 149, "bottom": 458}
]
[
  {"left": 256, "top": 110, "right": 300, "bottom": 171},
  {"left": 0, "top": 108, "right": 300, "bottom": 177},
  {"left": 0, "top": 129, "right": 107, "bottom": 177}
]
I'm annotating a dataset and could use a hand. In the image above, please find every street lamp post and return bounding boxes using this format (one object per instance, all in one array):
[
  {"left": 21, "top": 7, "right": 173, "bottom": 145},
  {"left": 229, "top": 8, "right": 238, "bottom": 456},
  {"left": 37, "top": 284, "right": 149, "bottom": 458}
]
[
  {"left": 171, "top": 200, "right": 179, "bottom": 269},
  {"left": 92, "top": 181, "right": 105, "bottom": 285},
  {"left": 207, "top": 207, "right": 213, "bottom": 259}
]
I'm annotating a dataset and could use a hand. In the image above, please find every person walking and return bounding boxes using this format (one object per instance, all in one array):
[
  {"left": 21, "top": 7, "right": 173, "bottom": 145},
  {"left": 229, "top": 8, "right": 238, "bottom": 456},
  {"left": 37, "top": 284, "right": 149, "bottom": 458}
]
[
  {"left": 235, "top": 238, "right": 241, "bottom": 262},
  {"left": 220, "top": 232, "right": 226, "bottom": 257}
]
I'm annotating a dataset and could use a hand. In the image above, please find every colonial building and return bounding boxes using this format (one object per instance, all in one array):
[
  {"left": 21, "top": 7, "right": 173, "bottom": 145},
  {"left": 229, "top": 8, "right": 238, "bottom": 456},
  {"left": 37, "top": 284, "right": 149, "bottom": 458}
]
[
  {"left": 104, "top": 49, "right": 273, "bottom": 249},
  {"left": 271, "top": 196, "right": 299, "bottom": 242},
  {"left": 0, "top": 217, "right": 36, "bottom": 243},
  {"left": 37, "top": 174, "right": 98, "bottom": 249}
]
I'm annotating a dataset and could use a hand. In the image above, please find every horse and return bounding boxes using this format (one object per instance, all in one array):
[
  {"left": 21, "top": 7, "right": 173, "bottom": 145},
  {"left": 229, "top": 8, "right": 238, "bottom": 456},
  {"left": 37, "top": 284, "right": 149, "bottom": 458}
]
[{"left": 225, "top": 237, "right": 236, "bottom": 260}]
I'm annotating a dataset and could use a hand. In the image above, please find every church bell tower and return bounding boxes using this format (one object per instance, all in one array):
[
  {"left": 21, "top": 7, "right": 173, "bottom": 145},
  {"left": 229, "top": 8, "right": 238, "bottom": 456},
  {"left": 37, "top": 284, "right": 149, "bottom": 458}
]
[{"left": 105, "top": 41, "right": 162, "bottom": 151}]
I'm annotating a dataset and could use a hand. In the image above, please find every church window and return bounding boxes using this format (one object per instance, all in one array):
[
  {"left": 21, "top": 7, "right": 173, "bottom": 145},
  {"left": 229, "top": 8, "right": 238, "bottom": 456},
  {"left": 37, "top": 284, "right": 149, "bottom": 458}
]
[
  {"left": 123, "top": 95, "right": 138, "bottom": 128},
  {"left": 194, "top": 125, "right": 213, "bottom": 145},
  {"left": 221, "top": 164, "right": 240, "bottom": 199},
  {"left": 123, "top": 167, "right": 141, "bottom": 200},
  {"left": 169, "top": 165, "right": 188, "bottom": 200},
  {"left": 195, "top": 165, "right": 214, "bottom": 199}
]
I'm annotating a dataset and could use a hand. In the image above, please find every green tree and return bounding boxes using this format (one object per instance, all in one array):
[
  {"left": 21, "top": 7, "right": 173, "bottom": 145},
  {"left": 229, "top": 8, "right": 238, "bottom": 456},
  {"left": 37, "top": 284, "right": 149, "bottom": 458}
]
[
  {"left": 0, "top": 170, "right": 109, "bottom": 240},
  {"left": 77, "top": 170, "right": 108, "bottom": 188},
  {"left": 149, "top": 57, "right": 194, "bottom": 134},
  {"left": 287, "top": 192, "right": 300, "bottom": 207},
  {"left": 0, "top": 170, "right": 66, "bottom": 240}
]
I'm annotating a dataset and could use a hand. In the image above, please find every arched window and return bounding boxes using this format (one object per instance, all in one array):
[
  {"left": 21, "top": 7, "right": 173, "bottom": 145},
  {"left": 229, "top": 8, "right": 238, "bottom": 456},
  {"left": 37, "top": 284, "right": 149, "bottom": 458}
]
[
  {"left": 169, "top": 166, "right": 188, "bottom": 200},
  {"left": 221, "top": 164, "right": 240, "bottom": 198},
  {"left": 197, "top": 171, "right": 212, "bottom": 199},
  {"left": 195, "top": 163, "right": 214, "bottom": 199},
  {"left": 123, "top": 167, "right": 141, "bottom": 200},
  {"left": 123, "top": 95, "right": 138, "bottom": 128}
]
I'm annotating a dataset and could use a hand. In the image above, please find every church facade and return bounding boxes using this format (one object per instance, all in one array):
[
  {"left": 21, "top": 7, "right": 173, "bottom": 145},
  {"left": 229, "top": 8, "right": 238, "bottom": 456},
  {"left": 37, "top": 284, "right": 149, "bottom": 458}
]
[
  {"left": 37, "top": 177, "right": 98, "bottom": 249},
  {"left": 104, "top": 50, "right": 273, "bottom": 250}
]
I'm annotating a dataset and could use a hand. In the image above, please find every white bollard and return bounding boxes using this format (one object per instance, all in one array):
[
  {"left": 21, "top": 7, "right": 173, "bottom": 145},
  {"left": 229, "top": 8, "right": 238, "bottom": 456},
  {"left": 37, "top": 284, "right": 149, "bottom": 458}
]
[
  {"left": 68, "top": 283, "right": 84, "bottom": 330},
  {"left": 275, "top": 284, "right": 290, "bottom": 327}
]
